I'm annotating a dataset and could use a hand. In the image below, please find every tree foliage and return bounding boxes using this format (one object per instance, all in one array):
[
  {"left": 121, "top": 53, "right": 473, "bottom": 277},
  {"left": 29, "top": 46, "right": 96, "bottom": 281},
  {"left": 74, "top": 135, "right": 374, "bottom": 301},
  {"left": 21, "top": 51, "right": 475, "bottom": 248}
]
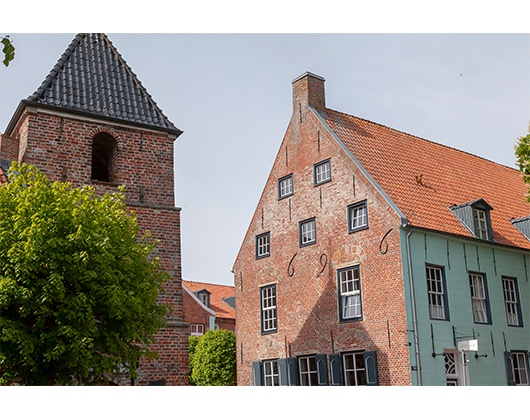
[
  {"left": 515, "top": 132, "right": 530, "bottom": 201},
  {"left": 0, "top": 163, "right": 169, "bottom": 385},
  {"left": 1, "top": 35, "right": 15, "bottom": 67},
  {"left": 189, "top": 329, "right": 236, "bottom": 386}
]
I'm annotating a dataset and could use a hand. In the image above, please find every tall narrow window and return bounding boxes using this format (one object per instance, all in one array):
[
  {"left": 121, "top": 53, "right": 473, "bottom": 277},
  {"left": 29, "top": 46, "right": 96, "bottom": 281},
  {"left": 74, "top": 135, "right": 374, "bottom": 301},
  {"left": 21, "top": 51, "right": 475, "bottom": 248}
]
[
  {"left": 426, "top": 265, "right": 448, "bottom": 320},
  {"left": 299, "top": 218, "right": 316, "bottom": 246},
  {"left": 506, "top": 352, "right": 529, "bottom": 385},
  {"left": 263, "top": 360, "right": 279, "bottom": 386},
  {"left": 314, "top": 159, "right": 331, "bottom": 185},
  {"left": 348, "top": 200, "right": 368, "bottom": 233},
  {"left": 91, "top": 132, "right": 117, "bottom": 182},
  {"left": 469, "top": 273, "right": 490, "bottom": 324},
  {"left": 503, "top": 277, "right": 522, "bottom": 327},
  {"left": 473, "top": 208, "right": 488, "bottom": 240},
  {"left": 278, "top": 174, "right": 294, "bottom": 199},
  {"left": 260, "top": 284, "right": 277, "bottom": 333},
  {"left": 256, "top": 232, "right": 270, "bottom": 259},
  {"left": 338, "top": 266, "right": 362, "bottom": 321}
]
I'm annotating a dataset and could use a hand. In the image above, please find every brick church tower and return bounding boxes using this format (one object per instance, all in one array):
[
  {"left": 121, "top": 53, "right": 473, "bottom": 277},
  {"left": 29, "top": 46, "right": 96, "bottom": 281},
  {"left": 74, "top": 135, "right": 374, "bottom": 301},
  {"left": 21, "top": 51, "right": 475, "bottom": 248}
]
[{"left": 0, "top": 33, "right": 189, "bottom": 385}]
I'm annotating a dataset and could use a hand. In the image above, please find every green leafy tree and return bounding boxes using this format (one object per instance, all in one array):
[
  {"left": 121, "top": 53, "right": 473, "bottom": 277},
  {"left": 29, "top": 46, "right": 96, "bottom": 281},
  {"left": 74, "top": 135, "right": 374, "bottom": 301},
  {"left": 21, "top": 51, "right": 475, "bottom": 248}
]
[
  {"left": 0, "top": 163, "right": 169, "bottom": 385},
  {"left": 1, "top": 35, "right": 15, "bottom": 67},
  {"left": 187, "top": 335, "right": 200, "bottom": 385},
  {"left": 515, "top": 131, "right": 530, "bottom": 201},
  {"left": 190, "top": 329, "right": 236, "bottom": 386}
]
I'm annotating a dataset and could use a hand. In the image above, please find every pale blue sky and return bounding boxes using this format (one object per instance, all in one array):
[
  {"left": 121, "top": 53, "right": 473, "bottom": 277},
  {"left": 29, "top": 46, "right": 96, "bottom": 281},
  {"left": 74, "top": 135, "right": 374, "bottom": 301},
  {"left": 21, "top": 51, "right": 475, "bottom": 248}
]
[{"left": 1, "top": 30, "right": 529, "bottom": 287}]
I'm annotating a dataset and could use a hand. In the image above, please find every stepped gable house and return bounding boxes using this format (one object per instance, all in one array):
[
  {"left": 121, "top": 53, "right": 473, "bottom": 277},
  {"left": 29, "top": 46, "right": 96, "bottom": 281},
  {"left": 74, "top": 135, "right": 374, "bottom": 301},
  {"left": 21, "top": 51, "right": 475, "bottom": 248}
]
[
  {"left": 233, "top": 72, "right": 530, "bottom": 386},
  {"left": 0, "top": 33, "right": 189, "bottom": 385}
]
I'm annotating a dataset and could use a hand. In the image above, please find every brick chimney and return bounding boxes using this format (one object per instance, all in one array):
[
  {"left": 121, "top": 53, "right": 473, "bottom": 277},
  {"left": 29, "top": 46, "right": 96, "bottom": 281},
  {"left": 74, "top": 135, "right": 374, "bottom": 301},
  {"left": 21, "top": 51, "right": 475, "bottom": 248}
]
[{"left": 292, "top": 72, "right": 326, "bottom": 114}]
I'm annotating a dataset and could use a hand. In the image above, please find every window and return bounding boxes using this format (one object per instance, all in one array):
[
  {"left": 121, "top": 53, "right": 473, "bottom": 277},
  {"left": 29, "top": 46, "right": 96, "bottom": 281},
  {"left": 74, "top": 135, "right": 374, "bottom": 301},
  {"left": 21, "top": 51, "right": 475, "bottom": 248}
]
[
  {"left": 91, "top": 132, "right": 117, "bottom": 182},
  {"left": 473, "top": 208, "right": 488, "bottom": 239},
  {"left": 469, "top": 272, "right": 490, "bottom": 324},
  {"left": 314, "top": 159, "right": 331, "bottom": 185},
  {"left": 444, "top": 350, "right": 463, "bottom": 386},
  {"left": 348, "top": 200, "right": 368, "bottom": 232},
  {"left": 190, "top": 324, "right": 204, "bottom": 336},
  {"left": 298, "top": 356, "right": 318, "bottom": 386},
  {"left": 503, "top": 277, "right": 522, "bottom": 327},
  {"left": 278, "top": 174, "right": 294, "bottom": 199},
  {"left": 426, "top": 265, "right": 449, "bottom": 320},
  {"left": 256, "top": 232, "right": 270, "bottom": 259},
  {"left": 196, "top": 290, "right": 210, "bottom": 308},
  {"left": 260, "top": 284, "right": 277, "bottom": 333},
  {"left": 263, "top": 360, "right": 280, "bottom": 386},
  {"left": 299, "top": 218, "right": 316, "bottom": 246},
  {"left": 343, "top": 352, "right": 367, "bottom": 385},
  {"left": 338, "top": 266, "right": 362, "bottom": 321},
  {"left": 506, "top": 351, "right": 529, "bottom": 385}
]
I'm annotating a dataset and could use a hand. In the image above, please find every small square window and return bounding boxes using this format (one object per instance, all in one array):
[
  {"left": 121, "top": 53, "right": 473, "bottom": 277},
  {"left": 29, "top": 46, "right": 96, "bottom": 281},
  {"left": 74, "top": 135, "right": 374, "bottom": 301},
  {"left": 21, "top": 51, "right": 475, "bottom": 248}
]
[
  {"left": 348, "top": 201, "right": 368, "bottom": 233},
  {"left": 263, "top": 360, "right": 280, "bottom": 386},
  {"left": 278, "top": 174, "right": 294, "bottom": 199},
  {"left": 314, "top": 159, "right": 331, "bottom": 185},
  {"left": 299, "top": 218, "right": 316, "bottom": 246},
  {"left": 256, "top": 232, "right": 270, "bottom": 259},
  {"left": 190, "top": 324, "right": 204, "bottom": 336}
]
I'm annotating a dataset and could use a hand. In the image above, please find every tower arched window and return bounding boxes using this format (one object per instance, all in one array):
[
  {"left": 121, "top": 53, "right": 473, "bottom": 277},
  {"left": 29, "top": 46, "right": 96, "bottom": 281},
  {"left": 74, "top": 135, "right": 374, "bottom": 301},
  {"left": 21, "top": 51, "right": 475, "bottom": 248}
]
[{"left": 91, "top": 132, "right": 117, "bottom": 182}]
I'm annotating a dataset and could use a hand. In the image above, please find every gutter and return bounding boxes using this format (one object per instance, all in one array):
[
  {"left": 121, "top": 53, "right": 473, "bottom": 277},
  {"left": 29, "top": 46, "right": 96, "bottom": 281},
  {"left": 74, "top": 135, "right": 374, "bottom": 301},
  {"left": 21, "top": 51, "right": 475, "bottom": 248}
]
[{"left": 405, "top": 224, "right": 422, "bottom": 386}]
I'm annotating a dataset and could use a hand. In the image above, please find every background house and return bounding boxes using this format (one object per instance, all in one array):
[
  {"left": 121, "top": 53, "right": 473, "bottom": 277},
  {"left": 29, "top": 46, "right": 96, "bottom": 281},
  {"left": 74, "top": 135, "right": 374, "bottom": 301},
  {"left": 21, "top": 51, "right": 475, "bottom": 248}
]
[
  {"left": 183, "top": 280, "right": 236, "bottom": 335},
  {"left": 233, "top": 72, "right": 530, "bottom": 386},
  {"left": 0, "top": 33, "right": 189, "bottom": 385}
]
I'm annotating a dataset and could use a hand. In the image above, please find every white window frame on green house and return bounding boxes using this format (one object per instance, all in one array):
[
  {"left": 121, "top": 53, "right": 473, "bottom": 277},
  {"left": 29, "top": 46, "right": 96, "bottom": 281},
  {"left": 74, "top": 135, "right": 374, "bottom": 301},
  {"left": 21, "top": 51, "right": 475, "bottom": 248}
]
[
  {"left": 469, "top": 272, "right": 490, "bottom": 324},
  {"left": 426, "top": 265, "right": 449, "bottom": 320},
  {"left": 502, "top": 277, "right": 523, "bottom": 327}
]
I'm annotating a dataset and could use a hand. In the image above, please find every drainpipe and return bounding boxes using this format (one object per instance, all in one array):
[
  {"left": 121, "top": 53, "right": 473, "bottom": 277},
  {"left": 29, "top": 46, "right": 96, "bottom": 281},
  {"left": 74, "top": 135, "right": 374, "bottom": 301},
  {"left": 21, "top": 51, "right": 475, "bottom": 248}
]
[{"left": 406, "top": 225, "right": 422, "bottom": 385}]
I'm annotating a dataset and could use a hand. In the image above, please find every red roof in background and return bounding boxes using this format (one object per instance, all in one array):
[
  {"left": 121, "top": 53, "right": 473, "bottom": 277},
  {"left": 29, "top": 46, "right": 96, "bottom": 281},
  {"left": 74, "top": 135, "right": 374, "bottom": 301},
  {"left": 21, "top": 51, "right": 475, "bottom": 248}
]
[
  {"left": 183, "top": 280, "right": 235, "bottom": 319},
  {"left": 322, "top": 108, "right": 530, "bottom": 250}
]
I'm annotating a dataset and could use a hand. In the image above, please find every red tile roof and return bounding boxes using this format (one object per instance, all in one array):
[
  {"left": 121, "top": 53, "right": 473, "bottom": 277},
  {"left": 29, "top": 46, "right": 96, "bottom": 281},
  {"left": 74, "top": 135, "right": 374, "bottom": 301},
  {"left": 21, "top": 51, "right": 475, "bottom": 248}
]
[
  {"left": 322, "top": 108, "right": 530, "bottom": 250},
  {"left": 182, "top": 280, "right": 235, "bottom": 319}
]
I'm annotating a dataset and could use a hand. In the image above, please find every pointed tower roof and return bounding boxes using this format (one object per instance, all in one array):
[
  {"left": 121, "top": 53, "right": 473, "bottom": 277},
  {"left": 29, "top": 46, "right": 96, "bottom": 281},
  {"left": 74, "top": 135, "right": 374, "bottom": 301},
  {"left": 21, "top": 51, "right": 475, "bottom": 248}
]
[{"left": 6, "top": 33, "right": 182, "bottom": 137}]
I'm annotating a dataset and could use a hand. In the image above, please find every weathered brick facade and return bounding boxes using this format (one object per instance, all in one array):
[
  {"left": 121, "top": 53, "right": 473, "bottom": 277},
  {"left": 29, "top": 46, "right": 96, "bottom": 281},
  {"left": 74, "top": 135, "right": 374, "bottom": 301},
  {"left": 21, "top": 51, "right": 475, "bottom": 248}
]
[
  {"left": 233, "top": 73, "right": 412, "bottom": 386},
  {"left": 0, "top": 33, "right": 189, "bottom": 385}
]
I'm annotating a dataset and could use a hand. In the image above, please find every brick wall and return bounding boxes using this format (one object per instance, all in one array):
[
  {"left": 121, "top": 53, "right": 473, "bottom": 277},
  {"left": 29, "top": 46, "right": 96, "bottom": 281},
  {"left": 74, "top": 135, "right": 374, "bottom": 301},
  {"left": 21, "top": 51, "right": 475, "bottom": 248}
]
[
  {"left": 6, "top": 107, "right": 189, "bottom": 385},
  {"left": 0, "top": 133, "right": 19, "bottom": 163},
  {"left": 233, "top": 74, "right": 411, "bottom": 386}
]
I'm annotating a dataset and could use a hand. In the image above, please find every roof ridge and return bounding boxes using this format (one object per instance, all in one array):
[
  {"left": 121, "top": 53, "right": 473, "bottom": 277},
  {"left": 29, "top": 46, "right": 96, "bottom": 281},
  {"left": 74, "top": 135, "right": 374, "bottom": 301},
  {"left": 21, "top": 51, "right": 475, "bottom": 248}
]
[
  {"left": 324, "top": 107, "right": 518, "bottom": 172},
  {"left": 183, "top": 279, "right": 234, "bottom": 288}
]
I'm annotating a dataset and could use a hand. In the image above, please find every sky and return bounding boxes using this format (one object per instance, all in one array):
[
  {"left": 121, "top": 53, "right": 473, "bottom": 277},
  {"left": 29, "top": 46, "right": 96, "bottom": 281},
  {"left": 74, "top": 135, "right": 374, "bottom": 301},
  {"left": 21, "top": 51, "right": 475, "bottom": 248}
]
[{"left": 1, "top": 14, "right": 529, "bottom": 289}]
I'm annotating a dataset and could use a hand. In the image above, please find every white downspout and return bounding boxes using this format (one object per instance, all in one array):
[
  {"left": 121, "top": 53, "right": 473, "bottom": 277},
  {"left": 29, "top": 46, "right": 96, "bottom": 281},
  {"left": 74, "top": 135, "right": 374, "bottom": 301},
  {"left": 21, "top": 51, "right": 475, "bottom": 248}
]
[{"left": 406, "top": 226, "right": 422, "bottom": 385}]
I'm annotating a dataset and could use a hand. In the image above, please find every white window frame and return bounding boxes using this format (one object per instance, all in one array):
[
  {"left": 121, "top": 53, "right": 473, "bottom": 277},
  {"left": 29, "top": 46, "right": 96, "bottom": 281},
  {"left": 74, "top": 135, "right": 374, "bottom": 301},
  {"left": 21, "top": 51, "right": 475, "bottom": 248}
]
[
  {"left": 473, "top": 208, "right": 488, "bottom": 239},
  {"left": 511, "top": 352, "right": 529, "bottom": 385},
  {"left": 278, "top": 174, "right": 294, "bottom": 199},
  {"left": 338, "top": 266, "right": 362, "bottom": 320},
  {"left": 469, "top": 273, "right": 488, "bottom": 324},
  {"left": 348, "top": 201, "right": 368, "bottom": 232},
  {"left": 503, "top": 277, "right": 521, "bottom": 326},
  {"left": 260, "top": 284, "right": 277, "bottom": 333},
  {"left": 314, "top": 159, "right": 331, "bottom": 185},
  {"left": 298, "top": 355, "right": 318, "bottom": 386},
  {"left": 263, "top": 360, "right": 279, "bottom": 386},
  {"left": 190, "top": 324, "right": 204, "bottom": 336},
  {"left": 256, "top": 232, "right": 270, "bottom": 259},
  {"left": 427, "top": 265, "right": 447, "bottom": 320},
  {"left": 299, "top": 218, "right": 316, "bottom": 246},
  {"left": 342, "top": 352, "right": 366, "bottom": 385}
]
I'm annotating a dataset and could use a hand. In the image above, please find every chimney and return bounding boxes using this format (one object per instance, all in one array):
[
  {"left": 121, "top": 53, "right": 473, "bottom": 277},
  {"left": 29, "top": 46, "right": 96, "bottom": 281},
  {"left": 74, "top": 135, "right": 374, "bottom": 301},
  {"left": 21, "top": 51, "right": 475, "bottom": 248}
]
[{"left": 292, "top": 72, "right": 326, "bottom": 114}]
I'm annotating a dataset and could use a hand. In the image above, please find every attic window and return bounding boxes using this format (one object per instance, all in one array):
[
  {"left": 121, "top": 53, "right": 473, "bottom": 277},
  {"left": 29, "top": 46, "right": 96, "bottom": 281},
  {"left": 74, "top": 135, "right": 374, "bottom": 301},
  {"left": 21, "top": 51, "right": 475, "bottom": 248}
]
[
  {"left": 91, "top": 132, "right": 117, "bottom": 182},
  {"left": 511, "top": 216, "right": 530, "bottom": 241},
  {"left": 450, "top": 199, "right": 493, "bottom": 241},
  {"left": 196, "top": 291, "right": 211, "bottom": 308}
]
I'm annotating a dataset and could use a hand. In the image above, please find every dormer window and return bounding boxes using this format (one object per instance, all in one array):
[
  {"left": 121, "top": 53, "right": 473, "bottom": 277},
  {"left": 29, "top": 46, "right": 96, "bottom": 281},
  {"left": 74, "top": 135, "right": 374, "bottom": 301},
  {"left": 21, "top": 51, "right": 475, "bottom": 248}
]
[
  {"left": 450, "top": 198, "right": 493, "bottom": 241},
  {"left": 195, "top": 289, "right": 211, "bottom": 308}
]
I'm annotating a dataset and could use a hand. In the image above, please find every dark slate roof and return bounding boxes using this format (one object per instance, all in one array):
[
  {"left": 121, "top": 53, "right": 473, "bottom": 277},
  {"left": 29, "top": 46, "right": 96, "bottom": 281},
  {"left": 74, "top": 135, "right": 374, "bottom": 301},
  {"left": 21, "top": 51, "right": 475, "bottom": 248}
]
[{"left": 16, "top": 33, "right": 181, "bottom": 136}]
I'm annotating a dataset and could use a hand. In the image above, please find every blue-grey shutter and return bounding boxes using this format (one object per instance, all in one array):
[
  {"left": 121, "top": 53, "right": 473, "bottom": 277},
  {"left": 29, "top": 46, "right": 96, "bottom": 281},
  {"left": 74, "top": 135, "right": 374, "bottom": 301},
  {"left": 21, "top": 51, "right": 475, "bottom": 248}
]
[
  {"left": 450, "top": 204, "right": 475, "bottom": 235},
  {"left": 364, "top": 351, "right": 379, "bottom": 386},
  {"left": 504, "top": 352, "right": 516, "bottom": 386},
  {"left": 315, "top": 354, "right": 329, "bottom": 386},
  {"left": 252, "top": 361, "right": 262, "bottom": 386},
  {"left": 278, "top": 358, "right": 288, "bottom": 386},
  {"left": 287, "top": 357, "right": 299, "bottom": 386},
  {"left": 328, "top": 354, "right": 343, "bottom": 386}
]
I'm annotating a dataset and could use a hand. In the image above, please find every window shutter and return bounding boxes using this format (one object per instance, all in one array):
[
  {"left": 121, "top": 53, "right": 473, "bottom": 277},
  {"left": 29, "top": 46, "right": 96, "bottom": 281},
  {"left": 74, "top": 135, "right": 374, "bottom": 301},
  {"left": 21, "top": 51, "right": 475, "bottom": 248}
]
[
  {"left": 504, "top": 352, "right": 516, "bottom": 386},
  {"left": 252, "top": 361, "right": 262, "bottom": 386},
  {"left": 315, "top": 354, "right": 329, "bottom": 386},
  {"left": 287, "top": 357, "right": 299, "bottom": 386},
  {"left": 328, "top": 354, "right": 343, "bottom": 386},
  {"left": 364, "top": 351, "right": 379, "bottom": 386},
  {"left": 278, "top": 358, "right": 288, "bottom": 386}
]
